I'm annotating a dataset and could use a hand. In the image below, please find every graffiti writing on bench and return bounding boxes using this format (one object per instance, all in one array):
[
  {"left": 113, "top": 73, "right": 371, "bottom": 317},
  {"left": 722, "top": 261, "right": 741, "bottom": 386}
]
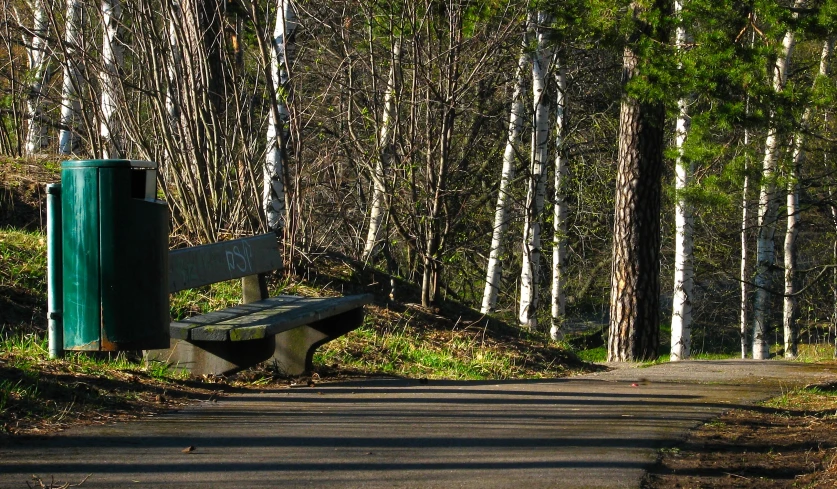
[{"left": 225, "top": 241, "right": 253, "bottom": 274}]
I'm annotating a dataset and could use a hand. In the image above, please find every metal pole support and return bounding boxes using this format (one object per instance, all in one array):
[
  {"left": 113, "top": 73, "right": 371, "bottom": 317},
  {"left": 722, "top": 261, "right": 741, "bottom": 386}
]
[{"left": 46, "top": 183, "right": 63, "bottom": 359}]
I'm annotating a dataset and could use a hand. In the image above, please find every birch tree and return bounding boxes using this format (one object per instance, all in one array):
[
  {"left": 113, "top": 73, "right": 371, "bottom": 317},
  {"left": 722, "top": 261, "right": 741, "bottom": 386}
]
[
  {"left": 165, "top": 0, "right": 183, "bottom": 130},
  {"left": 783, "top": 37, "right": 833, "bottom": 358},
  {"left": 519, "top": 11, "right": 552, "bottom": 329},
  {"left": 58, "top": 0, "right": 82, "bottom": 155},
  {"left": 550, "top": 59, "right": 568, "bottom": 340},
  {"left": 99, "top": 0, "right": 123, "bottom": 159},
  {"left": 362, "top": 39, "right": 401, "bottom": 262},
  {"left": 752, "top": 0, "right": 801, "bottom": 360},
  {"left": 481, "top": 24, "right": 530, "bottom": 314},
  {"left": 24, "top": 0, "right": 52, "bottom": 155},
  {"left": 670, "top": 0, "right": 694, "bottom": 361},
  {"left": 740, "top": 121, "right": 751, "bottom": 358},
  {"left": 265, "top": 0, "right": 297, "bottom": 233}
]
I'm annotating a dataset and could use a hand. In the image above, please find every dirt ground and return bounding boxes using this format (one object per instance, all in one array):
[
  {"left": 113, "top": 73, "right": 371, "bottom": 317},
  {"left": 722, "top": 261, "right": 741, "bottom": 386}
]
[{"left": 644, "top": 391, "right": 837, "bottom": 488}]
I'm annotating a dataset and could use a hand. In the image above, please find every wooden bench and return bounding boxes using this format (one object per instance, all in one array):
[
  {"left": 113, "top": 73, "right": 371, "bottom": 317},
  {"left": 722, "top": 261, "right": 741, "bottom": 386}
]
[{"left": 145, "top": 233, "right": 372, "bottom": 376}]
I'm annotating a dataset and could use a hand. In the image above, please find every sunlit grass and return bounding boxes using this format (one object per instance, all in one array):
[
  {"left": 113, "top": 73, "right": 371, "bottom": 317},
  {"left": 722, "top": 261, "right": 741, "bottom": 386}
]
[
  {"left": 763, "top": 384, "right": 837, "bottom": 414},
  {"left": 314, "top": 310, "right": 578, "bottom": 381}
]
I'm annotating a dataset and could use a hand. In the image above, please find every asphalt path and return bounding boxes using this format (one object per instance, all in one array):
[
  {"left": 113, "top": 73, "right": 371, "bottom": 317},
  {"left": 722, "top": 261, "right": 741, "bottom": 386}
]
[{"left": 1, "top": 360, "right": 835, "bottom": 488}]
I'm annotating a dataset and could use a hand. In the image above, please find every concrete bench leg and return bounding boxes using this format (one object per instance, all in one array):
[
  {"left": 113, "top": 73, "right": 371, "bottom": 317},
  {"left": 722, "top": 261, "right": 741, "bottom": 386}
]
[
  {"left": 145, "top": 337, "right": 275, "bottom": 376},
  {"left": 272, "top": 307, "right": 364, "bottom": 376}
]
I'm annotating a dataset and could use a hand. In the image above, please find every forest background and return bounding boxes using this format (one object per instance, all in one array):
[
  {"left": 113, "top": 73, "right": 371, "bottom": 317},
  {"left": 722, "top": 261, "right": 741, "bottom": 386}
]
[{"left": 3, "top": 0, "right": 837, "bottom": 363}]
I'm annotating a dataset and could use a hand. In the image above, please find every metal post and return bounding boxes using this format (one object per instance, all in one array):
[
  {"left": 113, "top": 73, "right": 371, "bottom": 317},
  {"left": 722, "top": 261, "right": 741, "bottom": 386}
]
[{"left": 46, "top": 183, "right": 63, "bottom": 359}]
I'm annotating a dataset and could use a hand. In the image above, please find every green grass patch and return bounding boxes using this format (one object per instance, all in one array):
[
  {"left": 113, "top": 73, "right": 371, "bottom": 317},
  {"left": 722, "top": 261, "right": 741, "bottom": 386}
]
[
  {"left": 313, "top": 306, "right": 589, "bottom": 381},
  {"left": 763, "top": 384, "right": 837, "bottom": 414},
  {"left": 0, "top": 332, "right": 212, "bottom": 436},
  {"left": 170, "top": 281, "right": 242, "bottom": 320},
  {"left": 795, "top": 342, "right": 836, "bottom": 363},
  {"left": 576, "top": 345, "right": 607, "bottom": 363},
  {"left": 0, "top": 228, "right": 47, "bottom": 332}
]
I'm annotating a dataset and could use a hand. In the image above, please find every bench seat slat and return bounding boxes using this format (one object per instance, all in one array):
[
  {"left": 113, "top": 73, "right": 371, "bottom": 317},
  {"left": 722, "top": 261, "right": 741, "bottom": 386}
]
[
  {"left": 184, "top": 294, "right": 373, "bottom": 342},
  {"left": 170, "top": 295, "right": 306, "bottom": 340}
]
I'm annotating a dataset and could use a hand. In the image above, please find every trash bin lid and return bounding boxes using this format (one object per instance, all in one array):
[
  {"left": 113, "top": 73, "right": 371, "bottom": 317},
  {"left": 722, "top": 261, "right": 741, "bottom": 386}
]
[{"left": 61, "top": 160, "right": 157, "bottom": 169}]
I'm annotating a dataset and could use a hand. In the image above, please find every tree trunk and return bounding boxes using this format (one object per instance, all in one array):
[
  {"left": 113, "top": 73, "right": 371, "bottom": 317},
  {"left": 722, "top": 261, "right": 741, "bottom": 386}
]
[
  {"left": 420, "top": 7, "right": 461, "bottom": 308},
  {"left": 783, "top": 147, "right": 800, "bottom": 359},
  {"left": 519, "top": 11, "right": 552, "bottom": 329},
  {"left": 363, "top": 39, "right": 401, "bottom": 262},
  {"left": 481, "top": 28, "right": 529, "bottom": 314},
  {"left": 740, "top": 136, "right": 750, "bottom": 359},
  {"left": 25, "top": 0, "right": 52, "bottom": 155},
  {"left": 58, "top": 0, "right": 82, "bottom": 155},
  {"left": 607, "top": 43, "right": 665, "bottom": 362},
  {"left": 166, "top": 0, "right": 183, "bottom": 128},
  {"left": 832, "top": 191, "right": 837, "bottom": 358},
  {"left": 670, "top": 0, "right": 694, "bottom": 361},
  {"left": 264, "top": 0, "right": 297, "bottom": 233},
  {"left": 783, "top": 38, "right": 832, "bottom": 358},
  {"left": 100, "top": 0, "right": 123, "bottom": 159},
  {"left": 752, "top": 4, "right": 800, "bottom": 360},
  {"left": 550, "top": 60, "right": 568, "bottom": 340}
]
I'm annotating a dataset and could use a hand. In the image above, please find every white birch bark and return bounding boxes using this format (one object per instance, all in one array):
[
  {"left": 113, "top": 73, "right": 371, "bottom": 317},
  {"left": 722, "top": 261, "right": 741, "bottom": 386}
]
[
  {"left": 740, "top": 130, "right": 750, "bottom": 359},
  {"left": 670, "top": 0, "right": 694, "bottom": 361},
  {"left": 831, "top": 190, "right": 837, "bottom": 358},
  {"left": 58, "top": 0, "right": 82, "bottom": 155},
  {"left": 752, "top": 3, "right": 801, "bottom": 359},
  {"left": 783, "top": 144, "right": 801, "bottom": 359},
  {"left": 100, "top": 0, "right": 123, "bottom": 159},
  {"left": 166, "top": 1, "right": 183, "bottom": 127},
  {"left": 783, "top": 38, "right": 833, "bottom": 358},
  {"left": 25, "top": 0, "right": 52, "bottom": 155},
  {"left": 363, "top": 39, "right": 401, "bottom": 261},
  {"left": 264, "top": 0, "right": 297, "bottom": 232},
  {"left": 519, "top": 11, "right": 553, "bottom": 329},
  {"left": 550, "top": 60, "right": 568, "bottom": 340},
  {"left": 481, "top": 32, "right": 529, "bottom": 314}
]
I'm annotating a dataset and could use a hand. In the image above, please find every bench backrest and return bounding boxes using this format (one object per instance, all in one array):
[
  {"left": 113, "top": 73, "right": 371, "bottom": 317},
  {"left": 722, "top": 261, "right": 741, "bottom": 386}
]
[{"left": 169, "top": 233, "right": 282, "bottom": 294}]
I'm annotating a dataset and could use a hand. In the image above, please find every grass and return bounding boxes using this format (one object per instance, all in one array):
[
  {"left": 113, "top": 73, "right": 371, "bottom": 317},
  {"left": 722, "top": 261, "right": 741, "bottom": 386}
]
[
  {"left": 0, "top": 228, "right": 47, "bottom": 334},
  {"left": 170, "top": 281, "right": 242, "bottom": 320},
  {"left": 1, "top": 224, "right": 589, "bottom": 388},
  {"left": 0, "top": 332, "right": 216, "bottom": 435},
  {"left": 764, "top": 383, "right": 837, "bottom": 413},
  {"left": 311, "top": 302, "right": 590, "bottom": 380},
  {"left": 576, "top": 345, "right": 607, "bottom": 362}
]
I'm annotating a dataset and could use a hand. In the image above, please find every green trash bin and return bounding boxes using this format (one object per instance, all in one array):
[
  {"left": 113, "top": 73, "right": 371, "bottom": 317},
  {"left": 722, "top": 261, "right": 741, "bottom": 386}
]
[{"left": 61, "top": 160, "right": 169, "bottom": 351}]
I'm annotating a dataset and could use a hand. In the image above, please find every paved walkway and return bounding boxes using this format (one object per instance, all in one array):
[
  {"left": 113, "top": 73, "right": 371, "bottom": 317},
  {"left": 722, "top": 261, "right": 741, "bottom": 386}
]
[{"left": 1, "top": 360, "right": 834, "bottom": 488}]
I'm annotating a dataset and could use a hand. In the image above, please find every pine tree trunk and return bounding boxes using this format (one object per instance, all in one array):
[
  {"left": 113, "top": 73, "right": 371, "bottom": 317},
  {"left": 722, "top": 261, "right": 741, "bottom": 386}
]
[
  {"left": 519, "top": 12, "right": 553, "bottom": 330},
  {"left": 550, "top": 60, "right": 568, "bottom": 340},
  {"left": 264, "top": 0, "right": 297, "bottom": 233},
  {"left": 783, "top": 38, "right": 832, "bottom": 358},
  {"left": 607, "top": 42, "right": 665, "bottom": 362},
  {"left": 363, "top": 40, "right": 401, "bottom": 262},
  {"left": 670, "top": 0, "right": 694, "bottom": 361},
  {"left": 25, "top": 0, "right": 52, "bottom": 155},
  {"left": 100, "top": 0, "right": 123, "bottom": 159},
  {"left": 753, "top": 8, "right": 800, "bottom": 360},
  {"left": 481, "top": 31, "right": 529, "bottom": 314},
  {"left": 58, "top": 0, "right": 82, "bottom": 155}
]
